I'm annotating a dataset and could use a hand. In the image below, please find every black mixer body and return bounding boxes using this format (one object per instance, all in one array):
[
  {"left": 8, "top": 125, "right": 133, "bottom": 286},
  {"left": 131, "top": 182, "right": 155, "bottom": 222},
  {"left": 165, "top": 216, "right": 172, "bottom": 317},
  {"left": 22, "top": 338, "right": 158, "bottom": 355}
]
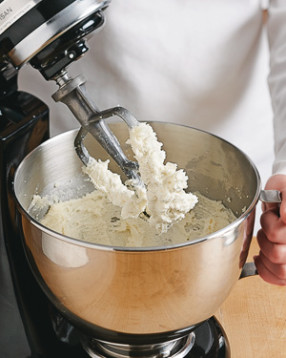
[{"left": 0, "top": 1, "right": 109, "bottom": 357}]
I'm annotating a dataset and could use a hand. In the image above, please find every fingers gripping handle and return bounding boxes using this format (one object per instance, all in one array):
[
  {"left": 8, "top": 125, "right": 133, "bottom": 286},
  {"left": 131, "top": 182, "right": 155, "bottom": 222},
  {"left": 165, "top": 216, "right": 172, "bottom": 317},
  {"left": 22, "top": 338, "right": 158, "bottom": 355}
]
[{"left": 240, "top": 190, "right": 281, "bottom": 279}]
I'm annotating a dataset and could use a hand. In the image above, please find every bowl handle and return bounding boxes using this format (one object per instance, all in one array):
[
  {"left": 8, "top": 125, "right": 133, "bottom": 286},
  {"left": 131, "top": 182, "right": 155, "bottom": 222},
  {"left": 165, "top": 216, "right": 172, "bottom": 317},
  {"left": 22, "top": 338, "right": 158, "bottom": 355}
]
[
  {"left": 239, "top": 190, "right": 281, "bottom": 279},
  {"left": 240, "top": 262, "right": 257, "bottom": 279},
  {"left": 260, "top": 189, "right": 281, "bottom": 203}
]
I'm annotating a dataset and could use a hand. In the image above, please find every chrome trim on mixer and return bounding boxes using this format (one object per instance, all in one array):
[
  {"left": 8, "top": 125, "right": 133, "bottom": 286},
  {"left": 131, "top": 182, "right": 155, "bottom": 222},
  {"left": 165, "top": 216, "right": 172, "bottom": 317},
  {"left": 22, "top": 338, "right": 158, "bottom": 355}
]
[
  {"left": 82, "top": 334, "right": 196, "bottom": 358},
  {"left": 8, "top": 0, "right": 111, "bottom": 66},
  {"left": 0, "top": 0, "right": 42, "bottom": 34}
]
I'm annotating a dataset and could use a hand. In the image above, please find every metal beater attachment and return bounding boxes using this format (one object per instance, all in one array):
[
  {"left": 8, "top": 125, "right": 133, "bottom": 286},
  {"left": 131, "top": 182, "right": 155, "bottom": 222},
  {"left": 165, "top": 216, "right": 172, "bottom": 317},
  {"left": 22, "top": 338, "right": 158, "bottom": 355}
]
[{"left": 52, "top": 72, "right": 141, "bottom": 182}]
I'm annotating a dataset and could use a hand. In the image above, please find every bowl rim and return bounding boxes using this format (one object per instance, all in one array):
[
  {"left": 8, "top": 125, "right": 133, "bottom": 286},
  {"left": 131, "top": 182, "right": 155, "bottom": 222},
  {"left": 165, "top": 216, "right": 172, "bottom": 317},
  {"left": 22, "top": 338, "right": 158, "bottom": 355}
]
[{"left": 13, "top": 122, "right": 261, "bottom": 252}]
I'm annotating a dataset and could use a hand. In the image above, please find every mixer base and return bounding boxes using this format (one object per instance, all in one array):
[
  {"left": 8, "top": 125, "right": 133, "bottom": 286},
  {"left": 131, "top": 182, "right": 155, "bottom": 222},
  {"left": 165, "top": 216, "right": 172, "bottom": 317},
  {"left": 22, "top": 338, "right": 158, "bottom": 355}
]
[
  {"left": 185, "top": 317, "right": 230, "bottom": 358},
  {"left": 82, "top": 317, "right": 230, "bottom": 358}
]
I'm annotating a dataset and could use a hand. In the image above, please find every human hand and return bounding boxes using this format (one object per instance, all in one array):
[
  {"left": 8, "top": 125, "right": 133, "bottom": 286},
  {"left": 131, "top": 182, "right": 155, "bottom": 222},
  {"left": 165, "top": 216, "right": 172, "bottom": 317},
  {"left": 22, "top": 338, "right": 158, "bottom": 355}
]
[{"left": 254, "top": 174, "right": 286, "bottom": 285}]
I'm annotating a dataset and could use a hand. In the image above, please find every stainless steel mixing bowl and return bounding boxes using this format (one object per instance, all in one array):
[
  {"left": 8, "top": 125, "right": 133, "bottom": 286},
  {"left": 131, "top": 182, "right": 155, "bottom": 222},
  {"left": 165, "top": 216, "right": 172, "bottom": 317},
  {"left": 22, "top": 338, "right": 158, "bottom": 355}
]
[{"left": 13, "top": 122, "right": 260, "bottom": 340}]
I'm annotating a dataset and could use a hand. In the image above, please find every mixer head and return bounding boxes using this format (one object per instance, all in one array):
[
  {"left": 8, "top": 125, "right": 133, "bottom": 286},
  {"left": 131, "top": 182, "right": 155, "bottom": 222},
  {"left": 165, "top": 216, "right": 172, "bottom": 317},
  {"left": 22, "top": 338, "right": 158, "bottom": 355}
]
[
  {"left": 0, "top": 0, "right": 110, "bottom": 80},
  {"left": 0, "top": 0, "right": 141, "bottom": 181}
]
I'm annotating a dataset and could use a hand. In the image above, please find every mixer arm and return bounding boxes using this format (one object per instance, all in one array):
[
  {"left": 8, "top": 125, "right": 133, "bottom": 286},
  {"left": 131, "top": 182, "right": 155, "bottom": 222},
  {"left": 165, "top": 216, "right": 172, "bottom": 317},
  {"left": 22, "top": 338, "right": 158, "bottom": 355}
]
[{"left": 52, "top": 72, "right": 141, "bottom": 182}]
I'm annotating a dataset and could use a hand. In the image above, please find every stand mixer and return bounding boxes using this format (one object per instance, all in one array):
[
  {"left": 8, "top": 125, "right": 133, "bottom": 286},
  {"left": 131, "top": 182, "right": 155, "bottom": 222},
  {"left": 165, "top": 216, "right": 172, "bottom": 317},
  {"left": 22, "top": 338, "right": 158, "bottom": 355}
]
[
  {"left": 0, "top": 1, "right": 142, "bottom": 356},
  {"left": 1, "top": 1, "right": 262, "bottom": 357}
]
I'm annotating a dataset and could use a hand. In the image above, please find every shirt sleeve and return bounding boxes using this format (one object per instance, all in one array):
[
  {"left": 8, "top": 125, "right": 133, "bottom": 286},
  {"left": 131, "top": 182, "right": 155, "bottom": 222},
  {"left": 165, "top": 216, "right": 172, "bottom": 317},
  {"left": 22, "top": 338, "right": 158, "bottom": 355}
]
[{"left": 267, "top": 0, "right": 286, "bottom": 175}]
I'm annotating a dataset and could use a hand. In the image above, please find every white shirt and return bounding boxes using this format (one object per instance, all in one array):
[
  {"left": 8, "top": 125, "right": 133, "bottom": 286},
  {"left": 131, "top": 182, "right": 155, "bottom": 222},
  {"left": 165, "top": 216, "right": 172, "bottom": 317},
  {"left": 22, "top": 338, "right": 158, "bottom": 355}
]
[{"left": 19, "top": 0, "right": 280, "bottom": 189}]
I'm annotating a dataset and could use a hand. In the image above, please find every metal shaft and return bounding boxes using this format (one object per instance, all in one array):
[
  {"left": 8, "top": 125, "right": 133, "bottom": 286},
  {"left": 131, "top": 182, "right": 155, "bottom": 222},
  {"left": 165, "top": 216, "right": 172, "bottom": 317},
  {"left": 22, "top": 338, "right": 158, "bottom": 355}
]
[{"left": 52, "top": 72, "right": 140, "bottom": 181}]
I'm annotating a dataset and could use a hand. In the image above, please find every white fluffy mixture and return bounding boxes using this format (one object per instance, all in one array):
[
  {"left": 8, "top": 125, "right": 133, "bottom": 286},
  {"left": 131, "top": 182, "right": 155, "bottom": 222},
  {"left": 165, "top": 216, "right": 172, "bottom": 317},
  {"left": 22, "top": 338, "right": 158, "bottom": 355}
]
[
  {"left": 32, "top": 122, "right": 236, "bottom": 247},
  {"left": 127, "top": 123, "right": 198, "bottom": 232},
  {"left": 83, "top": 123, "right": 197, "bottom": 233},
  {"left": 39, "top": 191, "right": 236, "bottom": 247},
  {"left": 83, "top": 158, "right": 147, "bottom": 220}
]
